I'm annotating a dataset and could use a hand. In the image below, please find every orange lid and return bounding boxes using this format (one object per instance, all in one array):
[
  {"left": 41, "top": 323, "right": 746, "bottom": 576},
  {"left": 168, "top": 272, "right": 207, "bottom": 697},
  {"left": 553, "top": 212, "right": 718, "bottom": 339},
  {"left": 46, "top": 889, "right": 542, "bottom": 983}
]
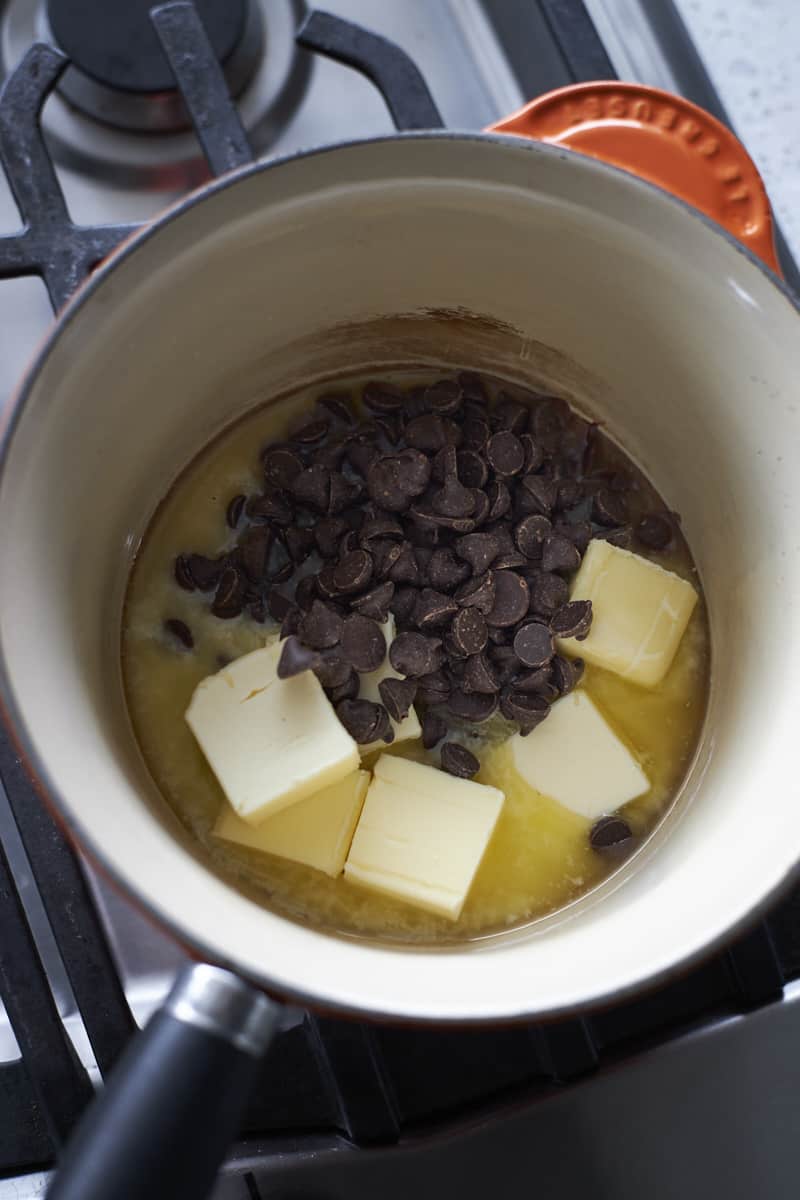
[{"left": 490, "top": 82, "right": 781, "bottom": 276}]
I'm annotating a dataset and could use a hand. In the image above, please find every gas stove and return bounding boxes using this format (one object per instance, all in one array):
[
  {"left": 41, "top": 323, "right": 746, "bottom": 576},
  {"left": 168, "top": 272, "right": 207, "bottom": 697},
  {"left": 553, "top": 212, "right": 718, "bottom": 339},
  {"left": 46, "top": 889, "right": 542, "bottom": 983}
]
[{"left": 1, "top": 3, "right": 799, "bottom": 1199}]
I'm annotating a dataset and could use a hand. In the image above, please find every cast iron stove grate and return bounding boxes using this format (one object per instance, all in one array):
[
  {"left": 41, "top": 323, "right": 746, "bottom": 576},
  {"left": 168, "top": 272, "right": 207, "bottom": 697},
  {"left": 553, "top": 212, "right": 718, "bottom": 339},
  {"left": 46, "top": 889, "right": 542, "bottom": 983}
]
[{"left": 0, "top": 0, "right": 797, "bottom": 1185}]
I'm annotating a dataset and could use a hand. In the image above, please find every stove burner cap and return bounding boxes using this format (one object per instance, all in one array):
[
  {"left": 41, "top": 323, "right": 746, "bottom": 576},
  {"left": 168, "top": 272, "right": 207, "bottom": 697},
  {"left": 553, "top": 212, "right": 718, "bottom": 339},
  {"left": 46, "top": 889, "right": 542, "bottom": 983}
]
[{"left": 46, "top": 0, "right": 263, "bottom": 133}]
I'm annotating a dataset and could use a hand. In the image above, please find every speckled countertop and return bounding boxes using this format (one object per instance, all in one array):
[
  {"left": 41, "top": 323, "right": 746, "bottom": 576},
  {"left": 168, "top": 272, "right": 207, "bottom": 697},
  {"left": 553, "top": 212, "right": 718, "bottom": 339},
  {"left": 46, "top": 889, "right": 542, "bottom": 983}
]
[{"left": 672, "top": 0, "right": 800, "bottom": 265}]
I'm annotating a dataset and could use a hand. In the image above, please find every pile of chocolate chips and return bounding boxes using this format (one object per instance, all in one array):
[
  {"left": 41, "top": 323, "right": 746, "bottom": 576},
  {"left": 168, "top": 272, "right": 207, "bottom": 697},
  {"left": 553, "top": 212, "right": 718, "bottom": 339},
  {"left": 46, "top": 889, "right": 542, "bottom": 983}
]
[{"left": 173, "top": 373, "right": 673, "bottom": 780}]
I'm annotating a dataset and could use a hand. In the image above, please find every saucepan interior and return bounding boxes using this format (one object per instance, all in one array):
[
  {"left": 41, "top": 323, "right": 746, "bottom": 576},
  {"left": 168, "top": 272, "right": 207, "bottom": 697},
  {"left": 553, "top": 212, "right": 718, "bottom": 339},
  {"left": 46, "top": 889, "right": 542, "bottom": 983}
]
[{"left": 1, "top": 134, "right": 798, "bottom": 1022}]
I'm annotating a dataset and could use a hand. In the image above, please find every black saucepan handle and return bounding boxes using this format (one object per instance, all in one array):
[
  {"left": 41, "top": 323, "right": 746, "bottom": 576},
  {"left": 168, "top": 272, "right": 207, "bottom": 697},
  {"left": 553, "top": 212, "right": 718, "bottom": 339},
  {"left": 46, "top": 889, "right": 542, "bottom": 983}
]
[{"left": 46, "top": 964, "right": 279, "bottom": 1200}]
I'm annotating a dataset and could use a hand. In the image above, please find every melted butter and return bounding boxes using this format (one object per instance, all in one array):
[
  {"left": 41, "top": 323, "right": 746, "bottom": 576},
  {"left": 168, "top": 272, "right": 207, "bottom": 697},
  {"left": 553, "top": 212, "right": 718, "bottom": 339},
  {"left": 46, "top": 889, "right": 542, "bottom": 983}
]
[{"left": 122, "top": 371, "right": 710, "bottom": 944}]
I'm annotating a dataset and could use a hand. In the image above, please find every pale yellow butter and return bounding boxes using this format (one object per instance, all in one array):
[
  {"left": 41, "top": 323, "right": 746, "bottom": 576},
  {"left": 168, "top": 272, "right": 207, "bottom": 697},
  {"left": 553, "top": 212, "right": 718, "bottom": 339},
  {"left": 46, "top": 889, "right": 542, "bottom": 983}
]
[
  {"left": 509, "top": 690, "right": 649, "bottom": 819},
  {"left": 213, "top": 770, "right": 370, "bottom": 877},
  {"left": 344, "top": 754, "right": 504, "bottom": 920},
  {"left": 559, "top": 540, "right": 698, "bottom": 687},
  {"left": 185, "top": 641, "right": 359, "bottom": 825},
  {"left": 357, "top": 614, "right": 421, "bottom": 754}
]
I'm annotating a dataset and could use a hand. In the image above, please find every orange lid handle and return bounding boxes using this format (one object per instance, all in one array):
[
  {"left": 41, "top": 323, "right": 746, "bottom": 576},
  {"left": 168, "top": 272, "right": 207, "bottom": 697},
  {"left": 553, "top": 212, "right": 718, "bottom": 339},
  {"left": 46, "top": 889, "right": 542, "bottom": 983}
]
[{"left": 489, "top": 82, "right": 781, "bottom": 277}]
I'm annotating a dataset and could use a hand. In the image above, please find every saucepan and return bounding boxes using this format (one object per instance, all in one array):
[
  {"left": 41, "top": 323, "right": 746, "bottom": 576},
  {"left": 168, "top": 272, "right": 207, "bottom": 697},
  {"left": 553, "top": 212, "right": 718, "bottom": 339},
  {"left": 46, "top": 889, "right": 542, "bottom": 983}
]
[{"left": 0, "top": 8, "right": 799, "bottom": 1200}]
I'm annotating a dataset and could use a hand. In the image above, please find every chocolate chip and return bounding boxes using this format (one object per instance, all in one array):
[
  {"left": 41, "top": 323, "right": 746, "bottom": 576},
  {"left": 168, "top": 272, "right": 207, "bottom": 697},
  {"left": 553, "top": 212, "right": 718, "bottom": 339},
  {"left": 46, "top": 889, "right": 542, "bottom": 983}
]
[
  {"left": 462, "top": 415, "right": 490, "bottom": 452},
  {"left": 280, "top": 634, "right": 325, "bottom": 678},
  {"left": 463, "top": 652, "right": 501, "bottom": 694},
  {"left": 493, "top": 551, "right": 528, "bottom": 570},
  {"left": 313, "top": 438, "right": 348, "bottom": 469},
  {"left": 516, "top": 474, "right": 555, "bottom": 517},
  {"left": 551, "top": 600, "right": 593, "bottom": 640},
  {"left": 598, "top": 526, "right": 633, "bottom": 549},
  {"left": 486, "top": 571, "right": 529, "bottom": 627},
  {"left": 294, "top": 574, "right": 317, "bottom": 611},
  {"left": 328, "top": 473, "right": 362, "bottom": 515},
  {"left": 426, "top": 379, "right": 463, "bottom": 416},
  {"left": 554, "top": 519, "right": 592, "bottom": 555},
  {"left": 352, "top": 581, "right": 394, "bottom": 622},
  {"left": 513, "top": 666, "right": 551, "bottom": 692},
  {"left": 225, "top": 494, "right": 246, "bottom": 529},
  {"left": 379, "top": 676, "right": 417, "bottom": 722},
  {"left": 164, "top": 618, "right": 193, "bottom": 649},
  {"left": 174, "top": 555, "right": 196, "bottom": 591},
  {"left": 293, "top": 419, "right": 330, "bottom": 446},
  {"left": 531, "top": 397, "right": 568, "bottom": 446},
  {"left": 541, "top": 535, "right": 581, "bottom": 575},
  {"left": 337, "top": 698, "right": 392, "bottom": 744},
  {"left": 455, "top": 571, "right": 495, "bottom": 616},
  {"left": 211, "top": 566, "right": 246, "bottom": 619},
  {"left": 268, "top": 590, "right": 293, "bottom": 622},
  {"left": 486, "top": 480, "right": 511, "bottom": 521},
  {"left": 520, "top": 435, "right": 544, "bottom": 473},
  {"left": 346, "top": 439, "right": 378, "bottom": 477},
  {"left": 636, "top": 514, "right": 673, "bottom": 550},
  {"left": 493, "top": 393, "right": 529, "bottom": 434},
  {"left": 396, "top": 448, "right": 432, "bottom": 495},
  {"left": 513, "top": 515, "right": 551, "bottom": 558},
  {"left": 328, "top": 669, "right": 360, "bottom": 704},
  {"left": 422, "top": 710, "right": 448, "bottom": 749},
  {"left": 450, "top": 607, "right": 488, "bottom": 656},
  {"left": 550, "top": 654, "right": 584, "bottom": 695},
  {"left": 340, "top": 613, "right": 386, "bottom": 672},
  {"left": 314, "top": 654, "right": 353, "bottom": 689},
  {"left": 528, "top": 571, "right": 570, "bottom": 617},
  {"left": 441, "top": 742, "right": 480, "bottom": 779},
  {"left": 457, "top": 450, "right": 488, "bottom": 489},
  {"left": 246, "top": 491, "right": 292, "bottom": 526},
  {"left": 455, "top": 531, "right": 501, "bottom": 575},
  {"left": 431, "top": 474, "right": 476, "bottom": 518},
  {"left": 247, "top": 594, "right": 267, "bottom": 624},
  {"left": 280, "top": 606, "right": 302, "bottom": 638},
  {"left": 263, "top": 446, "right": 304, "bottom": 489},
  {"left": 388, "top": 544, "right": 422, "bottom": 586},
  {"left": 486, "top": 430, "right": 525, "bottom": 476},
  {"left": 300, "top": 599, "right": 343, "bottom": 650},
  {"left": 405, "top": 413, "right": 447, "bottom": 452},
  {"left": 590, "top": 815, "right": 634, "bottom": 852},
  {"left": 185, "top": 553, "right": 224, "bottom": 591},
  {"left": 360, "top": 514, "right": 404, "bottom": 543},
  {"left": 413, "top": 588, "right": 459, "bottom": 629},
  {"left": 500, "top": 689, "right": 550, "bottom": 731},
  {"left": 427, "top": 548, "right": 470, "bottom": 591},
  {"left": 592, "top": 489, "right": 628, "bottom": 527},
  {"left": 512, "top": 622, "right": 554, "bottom": 668},
  {"left": 290, "top": 465, "right": 331, "bottom": 512},
  {"left": 318, "top": 393, "right": 355, "bottom": 425},
  {"left": 333, "top": 549, "right": 374, "bottom": 594},
  {"left": 410, "top": 506, "right": 475, "bottom": 535},
  {"left": 389, "top": 632, "right": 444, "bottom": 677},
  {"left": 390, "top": 585, "right": 418, "bottom": 624},
  {"left": 366, "top": 458, "right": 412, "bottom": 513},
  {"left": 363, "top": 381, "right": 403, "bottom": 413},
  {"left": 448, "top": 689, "right": 498, "bottom": 722},
  {"left": 416, "top": 669, "right": 452, "bottom": 704},
  {"left": 283, "top": 526, "right": 315, "bottom": 563},
  {"left": 238, "top": 526, "right": 272, "bottom": 582},
  {"left": 313, "top": 517, "right": 347, "bottom": 559},
  {"left": 371, "top": 540, "right": 403, "bottom": 580},
  {"left": 339, "top": 529, "right": 360, "bottom": 556}
]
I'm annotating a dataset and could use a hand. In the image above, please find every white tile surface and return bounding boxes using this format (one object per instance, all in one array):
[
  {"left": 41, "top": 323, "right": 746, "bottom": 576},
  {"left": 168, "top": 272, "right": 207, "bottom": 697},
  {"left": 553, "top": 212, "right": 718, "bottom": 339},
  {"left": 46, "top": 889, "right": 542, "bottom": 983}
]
[{"left": 673, "top": 0, "right": 800, "bottom": 265}]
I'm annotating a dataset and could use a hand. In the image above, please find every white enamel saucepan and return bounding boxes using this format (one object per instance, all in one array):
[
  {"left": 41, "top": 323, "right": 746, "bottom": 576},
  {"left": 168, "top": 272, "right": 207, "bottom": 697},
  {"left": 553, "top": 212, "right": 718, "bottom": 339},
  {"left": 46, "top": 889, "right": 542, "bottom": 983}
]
[{"left": 1, "top": 14, "right": 799, "bottom": 1200}]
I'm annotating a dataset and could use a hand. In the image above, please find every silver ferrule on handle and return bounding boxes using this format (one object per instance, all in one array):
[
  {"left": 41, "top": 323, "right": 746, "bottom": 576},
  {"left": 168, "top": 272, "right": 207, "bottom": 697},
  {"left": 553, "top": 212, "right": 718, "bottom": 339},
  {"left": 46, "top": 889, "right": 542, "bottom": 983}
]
[{"left": 164, "top": 964, "right": 279, "bottom": 1057}]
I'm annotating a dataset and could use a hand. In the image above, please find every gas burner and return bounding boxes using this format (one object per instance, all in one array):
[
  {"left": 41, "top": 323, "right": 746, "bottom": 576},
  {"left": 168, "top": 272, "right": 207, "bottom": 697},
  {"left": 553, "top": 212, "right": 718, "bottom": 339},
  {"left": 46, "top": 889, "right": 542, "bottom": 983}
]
[
  {"left": 0, "top": 0, "right": 310, "bottom": 189},
  {"left": 46, "top": 0, "right": 264, "bottom": 134}
]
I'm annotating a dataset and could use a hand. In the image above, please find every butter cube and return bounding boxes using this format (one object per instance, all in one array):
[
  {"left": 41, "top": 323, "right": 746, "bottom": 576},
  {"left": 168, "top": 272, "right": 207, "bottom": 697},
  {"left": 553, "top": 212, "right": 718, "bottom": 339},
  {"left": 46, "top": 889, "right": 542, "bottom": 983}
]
[
  {"left": 559, "top": 540, "right": 698, "bottom": 687},
  {"left": 344, "top": 754, "right": 504, "bottom": 920},
  {"left": 509, "top": 690, "right": 648, "bottom": 819},
  {"left": 213, "top": 770, "right": 369, "bottom": 877},
  {"left": 357, "top": 615, "right": 421, "bottom": 754},
  {"left": 186, "top": 641, "right": 359, "bottom": 824}
]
